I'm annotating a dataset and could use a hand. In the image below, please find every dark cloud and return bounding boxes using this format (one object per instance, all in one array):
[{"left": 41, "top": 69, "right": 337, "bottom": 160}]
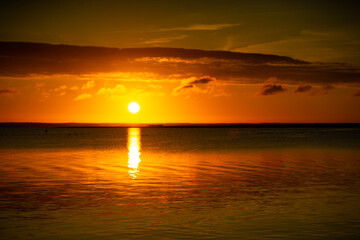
[
  {"left": 0, "top": 88, "right": 17, "bottom": 95},
  {"left": 0, "top": 41, "right": 306, "bottom": 66},
  {"left": 173, "top": 84, "right": 194, "bottom": 95},
  {"left": 323, "top": 84, "right": 334, "bottom": 90},
  {"left": 188, "top": 77, "right": 214, "bottom": 85},
  {"left": 258, "top": 84, "right": 286, "bottom": 96},
  {"left": 294, "top": 85, "right": 312, "bottom": 93},
  {"left": 1, "top": 42, "right": 360, "bottom": 88},
  {"left": 353, "top": 90, "right": 360, "bottom": 96},
  {"left": 294, "top": 84, "right": 335, "bottom": 96},
  {"left": 320, "top": 84, "right": 335, "bottom": 95},
  {"left": 174, "top": 77, "right": 214, "bottom": 93},
  {"left": 173, "top": 83, "right": 195, "bottom": 94},
  {"left": 181, "top": 84, "right": 194, "bottom": 89},
  {"left": 297, "top": 84, "right": 335, "bottom": 96}
]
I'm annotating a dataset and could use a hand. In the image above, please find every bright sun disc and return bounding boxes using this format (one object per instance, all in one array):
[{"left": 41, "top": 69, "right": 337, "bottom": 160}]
[{"left": 128, "top": 102, "right": 140, "bottom": 114}]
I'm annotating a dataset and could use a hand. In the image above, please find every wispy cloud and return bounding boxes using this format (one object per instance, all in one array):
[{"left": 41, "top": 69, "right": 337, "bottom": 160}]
[
  {"left": 148, "top": 84, "right": 163, "bottom": 89},
  {"left": 74, "top": 93, "right": 92, "bottom": 101},
  {"left": 82, "top": 80, "right": 95, "bottom": 89},
  {"left": 0, "top": 88, "right": 17, "bottom": 95},
  {"left": 97, "top": 84, "right": 126, "bottom": 98},
  {"left": 141, "top": 35, "right": 187, "bottom": 45},
  {"left": 235, "top": 29, "right": 360, "bottom": 64},
  {"left": 54, "top": 85, "right": 67, "bottom": 92},
  {"left": 156, "top": 23, "right": 241, "bottom": 32}
]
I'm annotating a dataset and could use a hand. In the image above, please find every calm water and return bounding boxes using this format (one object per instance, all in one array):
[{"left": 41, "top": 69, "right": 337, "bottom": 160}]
[{"left": 0, "top": 127, "right": 359, "bottom": 239}]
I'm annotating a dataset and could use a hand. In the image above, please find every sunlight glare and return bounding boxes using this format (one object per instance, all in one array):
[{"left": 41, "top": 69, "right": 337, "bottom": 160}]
[
  {"left": 127, "top": 128, "right": 141, "bottom": 179},
  {"left": 128, "top": 102, "right": 140, "bottom": 114}
]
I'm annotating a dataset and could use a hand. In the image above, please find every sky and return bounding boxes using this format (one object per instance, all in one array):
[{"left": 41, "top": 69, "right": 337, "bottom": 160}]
[{"left": 0, "top": 0, "right": 360, "bottom": 123}]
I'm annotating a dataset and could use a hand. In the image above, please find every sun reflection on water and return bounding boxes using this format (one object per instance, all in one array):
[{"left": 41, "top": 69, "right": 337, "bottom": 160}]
[{"left": 127, "top": 128, "right": 141, "bottom": 179}]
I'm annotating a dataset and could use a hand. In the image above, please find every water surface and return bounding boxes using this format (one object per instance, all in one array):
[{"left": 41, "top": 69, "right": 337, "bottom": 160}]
[{"left": 0, "top": 127, "right": 359, "bottom": 239}]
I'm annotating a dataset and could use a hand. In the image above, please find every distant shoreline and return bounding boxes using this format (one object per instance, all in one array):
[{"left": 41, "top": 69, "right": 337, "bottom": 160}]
[{"left": 0, "top": 122, "right": 359, "bottom": 128}]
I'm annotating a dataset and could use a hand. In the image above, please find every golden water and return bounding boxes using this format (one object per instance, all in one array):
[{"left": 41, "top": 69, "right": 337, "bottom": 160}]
[{"left": 0, "top": 127, "right": 359, "bottom": 239}]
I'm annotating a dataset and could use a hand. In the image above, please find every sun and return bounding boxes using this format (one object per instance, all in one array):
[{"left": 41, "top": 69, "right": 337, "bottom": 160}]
[{"left": 128, "top": 102, "right": 140, "bottom": 114}]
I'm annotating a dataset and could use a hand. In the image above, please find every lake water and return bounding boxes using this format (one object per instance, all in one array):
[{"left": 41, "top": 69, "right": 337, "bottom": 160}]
[{"left": 0, "top": 127, "right": 359, "bottom": 239}]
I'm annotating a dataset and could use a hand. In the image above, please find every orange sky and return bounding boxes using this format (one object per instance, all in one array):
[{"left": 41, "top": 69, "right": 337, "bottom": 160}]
[
  {"left": 0, "top": 45, "right": 359, "bottom": 123},
  {"left": 0, "top": 1, "right": 360, "bottom": 123}
]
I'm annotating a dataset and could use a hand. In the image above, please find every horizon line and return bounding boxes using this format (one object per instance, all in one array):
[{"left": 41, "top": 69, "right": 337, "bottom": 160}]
[{"left": 1, "top": 122, "right": 359, "bottom": 128}]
